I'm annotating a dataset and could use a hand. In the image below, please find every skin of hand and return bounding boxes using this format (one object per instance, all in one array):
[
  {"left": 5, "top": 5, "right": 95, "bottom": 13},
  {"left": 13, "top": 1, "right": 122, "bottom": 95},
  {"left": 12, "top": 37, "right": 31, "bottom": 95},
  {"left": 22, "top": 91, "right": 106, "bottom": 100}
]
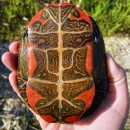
[{"left": 1, "top": 41, "right": 129, "bottom": 130}]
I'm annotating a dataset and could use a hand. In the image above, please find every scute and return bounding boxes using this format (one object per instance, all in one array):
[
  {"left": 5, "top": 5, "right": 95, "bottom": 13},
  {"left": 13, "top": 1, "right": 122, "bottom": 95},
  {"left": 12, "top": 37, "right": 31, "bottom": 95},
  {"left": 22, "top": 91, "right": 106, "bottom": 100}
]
[
  {"left": 63, "top": 32, "right": 92, "bottom": 48},
  {"left": 17, "top": 3, "right": 107, "bottom": 123}
]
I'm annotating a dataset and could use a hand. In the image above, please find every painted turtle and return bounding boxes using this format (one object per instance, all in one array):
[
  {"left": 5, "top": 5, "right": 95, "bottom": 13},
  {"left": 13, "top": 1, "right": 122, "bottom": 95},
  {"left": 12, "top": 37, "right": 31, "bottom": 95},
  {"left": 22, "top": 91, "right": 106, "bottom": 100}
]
[{"left": 17, "top": 3, "right": 107, "bottom": 123}]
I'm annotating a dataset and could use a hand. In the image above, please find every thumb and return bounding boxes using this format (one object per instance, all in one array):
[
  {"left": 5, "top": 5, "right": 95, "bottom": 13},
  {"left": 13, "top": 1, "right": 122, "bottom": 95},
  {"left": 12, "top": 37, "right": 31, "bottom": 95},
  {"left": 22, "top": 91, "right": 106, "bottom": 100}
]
[
  {"left": 106, "top": 53, "right": 126, "bottom": 83},
  {"left": 106, "top": 53, "right": 129, "bottom": 117}
]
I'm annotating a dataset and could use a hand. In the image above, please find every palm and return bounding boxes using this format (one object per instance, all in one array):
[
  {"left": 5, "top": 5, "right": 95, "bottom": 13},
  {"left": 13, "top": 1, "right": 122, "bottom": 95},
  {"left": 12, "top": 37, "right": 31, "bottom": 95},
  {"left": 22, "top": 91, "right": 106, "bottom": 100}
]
[{"left": 2, "top": 42, "right": 129, "bottom": 130}]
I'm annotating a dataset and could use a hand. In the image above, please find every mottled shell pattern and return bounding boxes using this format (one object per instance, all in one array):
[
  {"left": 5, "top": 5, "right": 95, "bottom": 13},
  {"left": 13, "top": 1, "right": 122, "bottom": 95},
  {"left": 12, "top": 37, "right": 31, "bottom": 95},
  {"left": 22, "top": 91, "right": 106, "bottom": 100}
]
[{"left": 17, "top": 3, "right": 107, "bottom": 123}]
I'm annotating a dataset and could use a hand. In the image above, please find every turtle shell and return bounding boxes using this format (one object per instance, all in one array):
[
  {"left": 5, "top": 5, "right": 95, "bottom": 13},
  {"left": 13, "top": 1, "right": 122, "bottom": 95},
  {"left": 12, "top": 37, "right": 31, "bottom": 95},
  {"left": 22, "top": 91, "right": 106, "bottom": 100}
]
[{"left": 17, "top": 3, "right": 107, "bottom": 123}]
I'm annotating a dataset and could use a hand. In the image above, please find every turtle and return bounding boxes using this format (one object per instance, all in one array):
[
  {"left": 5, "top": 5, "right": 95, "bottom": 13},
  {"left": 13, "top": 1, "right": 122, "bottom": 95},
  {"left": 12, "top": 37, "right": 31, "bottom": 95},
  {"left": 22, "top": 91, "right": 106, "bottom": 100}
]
[{"left": 17, "top": 3, "right": 107, "bottom": 124}]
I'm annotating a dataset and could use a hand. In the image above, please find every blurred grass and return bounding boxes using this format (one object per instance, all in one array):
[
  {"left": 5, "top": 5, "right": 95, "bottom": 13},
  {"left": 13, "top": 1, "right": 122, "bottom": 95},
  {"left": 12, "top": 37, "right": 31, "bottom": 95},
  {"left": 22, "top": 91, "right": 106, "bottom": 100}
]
[
  {"left": 0, "top": 0, "right": 130, "bottom": 41},
  {"left": 77, "top": 0, "right": 130, "bottom": 36}
]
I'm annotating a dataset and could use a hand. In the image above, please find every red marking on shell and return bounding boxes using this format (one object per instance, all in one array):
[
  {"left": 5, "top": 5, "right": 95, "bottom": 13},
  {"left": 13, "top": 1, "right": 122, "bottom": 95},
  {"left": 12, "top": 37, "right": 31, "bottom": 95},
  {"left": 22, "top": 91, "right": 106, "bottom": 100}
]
[
  {"left": 28, "top": 9, "right": 44, "bottom": 28},
  {"left": 39, "top": 39, "right": 45, "bottom": 43},
  {"left": 76, "top": 38, "right": 82, "bottom": 42},
  {"left": 65, "top": 115, "right": 82, "bottom": 123},
  {"left": 28, "top": 10, "right": 51, "bottom": 29},
  {"left": 26, "top": 85, "right": 43, "bottom": 109},
  {"left": 27, "top": 48, "right": 37, "bottom": 77},
  {"left": 68, "top": 8, "right": 92, "bottom": 29},
  {"left": 27, "top": 42, "right": 38, "bottom": 47},
  {"left": 85, "top": 41, "right": 94, "bottom": 76},
  {"left": 77, "top": 85, "right": 95, "bottom": 110}
]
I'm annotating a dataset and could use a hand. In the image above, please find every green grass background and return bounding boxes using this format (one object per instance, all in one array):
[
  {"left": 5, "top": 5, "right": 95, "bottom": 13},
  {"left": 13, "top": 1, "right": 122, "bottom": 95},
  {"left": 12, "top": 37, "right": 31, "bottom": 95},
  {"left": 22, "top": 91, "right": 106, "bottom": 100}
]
[{"left": 0, "top": 0, "right": 130, "bottom": 40}]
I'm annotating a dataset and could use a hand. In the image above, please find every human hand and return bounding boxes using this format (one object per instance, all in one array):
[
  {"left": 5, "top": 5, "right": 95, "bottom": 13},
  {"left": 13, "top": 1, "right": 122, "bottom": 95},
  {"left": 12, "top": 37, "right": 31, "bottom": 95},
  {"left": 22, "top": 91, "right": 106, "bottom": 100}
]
[{"left": 2, "top": 41, "right": 129, "bottom": 130}]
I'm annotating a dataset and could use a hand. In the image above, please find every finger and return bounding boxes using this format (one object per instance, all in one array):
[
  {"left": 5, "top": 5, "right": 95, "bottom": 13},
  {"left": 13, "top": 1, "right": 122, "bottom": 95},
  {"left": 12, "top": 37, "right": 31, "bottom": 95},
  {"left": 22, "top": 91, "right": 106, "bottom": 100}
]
[
  {"left": 9, "top": 41, "right": 19, "bottom": 54},
  {"left": 9, "top": 71, "right": 20, "bottom": 97},
  {"left": 1, "top": 52, "right": 18, "bottom": 71},
  {"left": 106, "top": 53, "right": 126, "bottom": 83},
  {"left": 106, "top": 53, "right": 127, "bottom": 94},
  {"left": 106, "top": 54, "right": 129, "bottom": 116}
]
